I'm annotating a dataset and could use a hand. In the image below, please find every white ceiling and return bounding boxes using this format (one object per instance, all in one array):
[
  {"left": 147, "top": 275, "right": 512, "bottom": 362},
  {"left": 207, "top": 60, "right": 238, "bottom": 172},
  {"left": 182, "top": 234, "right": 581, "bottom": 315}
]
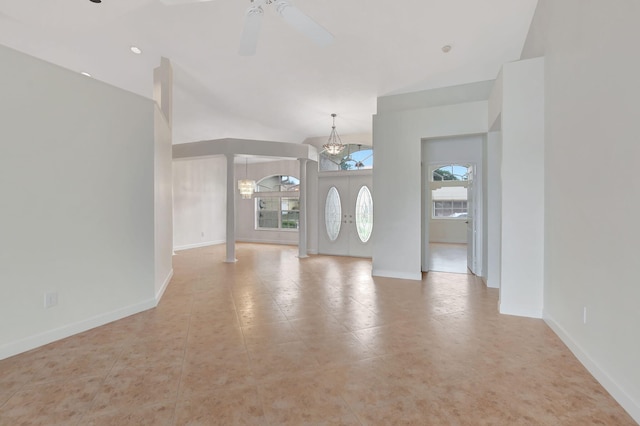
[{"left": 0, "top": 0, "right": 538, "bottom": 144}]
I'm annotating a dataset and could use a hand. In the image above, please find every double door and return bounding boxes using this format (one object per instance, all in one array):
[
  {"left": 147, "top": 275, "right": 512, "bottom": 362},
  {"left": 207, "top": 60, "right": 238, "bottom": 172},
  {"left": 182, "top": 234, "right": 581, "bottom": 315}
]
[{"left": 318, "top": 171, "right": 373, "bottom": 257}]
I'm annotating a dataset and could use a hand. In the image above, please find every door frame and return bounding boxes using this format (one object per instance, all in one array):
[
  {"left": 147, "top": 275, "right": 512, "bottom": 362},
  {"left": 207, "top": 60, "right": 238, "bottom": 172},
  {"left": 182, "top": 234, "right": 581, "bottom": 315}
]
[{"left": 421, "top": 135, "right": 484, "bottom": 276}]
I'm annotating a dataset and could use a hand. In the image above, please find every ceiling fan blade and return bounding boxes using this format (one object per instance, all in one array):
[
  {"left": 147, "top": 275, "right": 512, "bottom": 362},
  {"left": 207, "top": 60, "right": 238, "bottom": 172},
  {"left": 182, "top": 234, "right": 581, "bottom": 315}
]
[
  {"left": 274, "top": 1, "right": 334, "bottom": 47},
  {"left": 238, "top": 6, "right": 264, "bottom": 56},
  {"left": 158, "top": 0, "right": 214, "bottom": 5}
]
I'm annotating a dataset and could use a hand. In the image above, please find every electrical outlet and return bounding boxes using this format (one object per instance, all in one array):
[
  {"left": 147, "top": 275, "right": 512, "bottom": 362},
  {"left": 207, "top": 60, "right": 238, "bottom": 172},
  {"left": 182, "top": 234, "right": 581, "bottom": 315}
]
[
  {"left": 201, "top": 231, "right": 205, "bottom": 237},
  {"left": 44, "top": 292, "right": 58, "bottom": 308},
  {"left": 583, "top": 306, "right": 587, "bottom": 324}
]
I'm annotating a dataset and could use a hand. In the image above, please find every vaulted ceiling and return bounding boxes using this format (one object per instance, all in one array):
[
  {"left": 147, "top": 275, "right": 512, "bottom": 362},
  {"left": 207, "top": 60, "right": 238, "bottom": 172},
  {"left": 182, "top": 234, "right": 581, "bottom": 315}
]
[{"left": 0, "top": 0, "right": 538, "bottom": 144}]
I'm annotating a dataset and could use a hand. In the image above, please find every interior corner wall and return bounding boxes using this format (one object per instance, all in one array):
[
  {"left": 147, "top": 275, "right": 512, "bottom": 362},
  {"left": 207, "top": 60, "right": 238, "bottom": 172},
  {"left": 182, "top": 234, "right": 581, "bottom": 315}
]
[
  {"left": 372, "top": 101, "right": 488, "bottom": 280},
  {"left": 172, "top": 156, "right": 227, "bottom": 251},
  {"left": 498, "top": 57, "right": 545, "bottom": 318},
  {"left": 154, "top": 106, "right": 174, "bottom": 301},
  {"left": 523, "top": 0, "right": 640, "bottom": 421},
  {"left": 0, "top": 45, "right": 156, "bottom": 359},
  {"left": 485, "top": 130, "right": 502, "bottom": 290},
  {"left": 305, "top": 161, "right": 319, "bottom": 254}
]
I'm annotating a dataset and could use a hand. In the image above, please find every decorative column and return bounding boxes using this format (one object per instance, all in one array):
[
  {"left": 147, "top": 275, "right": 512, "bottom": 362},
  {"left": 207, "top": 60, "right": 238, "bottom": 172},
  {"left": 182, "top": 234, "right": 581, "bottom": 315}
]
[
  {"left": 298, "top": 158, "right": 308, "bottom": 258},
  {"left": 225, "top": 154, "right": 237, "bottom": 263}
]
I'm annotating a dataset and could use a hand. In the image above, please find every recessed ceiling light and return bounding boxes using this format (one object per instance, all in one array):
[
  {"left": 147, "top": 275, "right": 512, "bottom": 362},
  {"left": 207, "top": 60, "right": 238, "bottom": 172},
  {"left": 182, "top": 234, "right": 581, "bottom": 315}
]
[
  {"left": 80, "top": 71, "right": 92, "bottom": 77},
  {"left": 130, "top": 46, "right": 142, "bottom": 55},
  {"left": 442, "top": 45, "right": 452, "bottom": 53}
]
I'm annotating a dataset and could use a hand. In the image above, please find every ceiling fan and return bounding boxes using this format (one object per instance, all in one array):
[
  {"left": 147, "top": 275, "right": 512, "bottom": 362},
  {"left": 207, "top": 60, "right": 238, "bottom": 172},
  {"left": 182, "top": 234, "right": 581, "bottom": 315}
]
[{"left": 159, "top": 0, "right": 334, "bottom": 56}]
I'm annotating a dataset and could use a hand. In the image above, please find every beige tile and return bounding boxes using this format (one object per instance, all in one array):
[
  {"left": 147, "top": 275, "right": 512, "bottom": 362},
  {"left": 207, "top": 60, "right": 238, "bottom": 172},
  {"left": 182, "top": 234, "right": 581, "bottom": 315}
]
[
  {"left": 245, "top": 341, "right": 321, "bottom": 382},
  {"left": 303, "top": 332, "right": 378, "bottom": 367},
  {"left": 90, "top": 363, "right": 182, "bottom": 414},
  {"left": 1, "top": 243, "right": 635, "bottom": 425},
  {"left": 289, "top": 315, "right": 351, "bottom": 340},
  {"left": 0, "top": 375, "right": 102, "bottom": 426},
  {"left": 259, "top": 375, "right": 360, "bottom": 425},
  {"left": 174, "top": 385, "right": 266, "bottom": 425},
  {"left": 179, "top": 351, "right": 255, "bottom": 398},
  {"left": 80, "top": 400, "right": 175, "bottom": 426},
  {"left": 241, "top": 320, "right": 300, "bottom": 346}
]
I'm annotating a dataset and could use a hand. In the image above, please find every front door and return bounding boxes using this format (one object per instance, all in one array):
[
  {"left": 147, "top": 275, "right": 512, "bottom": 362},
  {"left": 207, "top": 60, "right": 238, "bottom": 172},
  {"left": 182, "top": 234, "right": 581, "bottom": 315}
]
[{"left": 318, "top": 171, "right": 373, "bottom": 257}]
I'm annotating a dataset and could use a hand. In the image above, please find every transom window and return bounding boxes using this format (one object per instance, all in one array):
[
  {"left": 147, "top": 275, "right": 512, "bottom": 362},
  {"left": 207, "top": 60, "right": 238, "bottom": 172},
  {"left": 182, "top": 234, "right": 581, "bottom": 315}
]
[
  {"left": 320, "top": 144, "right": 373, "bottom": 172},
  {"left": 255, "top": 175, "right": 300, "bottom": 230},
  {"left": 256, "top": 175, "right": 299, "bottom": 192},
  {"left": 432, "top": 164, "right": 470, "bottom": 181}
]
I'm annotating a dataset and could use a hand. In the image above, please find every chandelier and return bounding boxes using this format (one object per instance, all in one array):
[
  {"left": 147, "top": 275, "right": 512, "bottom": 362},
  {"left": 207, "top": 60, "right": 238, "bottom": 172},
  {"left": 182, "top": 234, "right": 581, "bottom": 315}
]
[
  {"left": 323, "top": 113, "right": 345, "bottom": 155},
  {"left": 237, "top": 157, "right": 256, "bottom": 199}
]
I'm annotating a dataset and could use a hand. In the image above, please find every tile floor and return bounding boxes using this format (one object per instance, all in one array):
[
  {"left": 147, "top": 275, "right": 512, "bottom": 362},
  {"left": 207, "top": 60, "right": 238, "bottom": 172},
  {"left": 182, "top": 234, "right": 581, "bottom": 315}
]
[
  {"left": 428, "top": 243, "right": 469, "bottom": 274},
  {"left": 0, "top": 243, "right": 636, "bottom": 425}
]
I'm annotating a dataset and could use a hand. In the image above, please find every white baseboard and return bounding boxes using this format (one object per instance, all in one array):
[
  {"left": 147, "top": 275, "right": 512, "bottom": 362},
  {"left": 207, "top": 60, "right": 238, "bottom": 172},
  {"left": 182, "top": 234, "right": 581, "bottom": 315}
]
[
  {"left": 372, "top": 269, "right": 422, "bottom": 281},
  {"left": 0, "top": 298, "right": 156, "bottom": 361},
  {"left": 155, "top": 269, "right": 173, "bottom": 304},
  {"left": 236, "top": 238, "right": 297, "bottom": 246},
  {"left": 499, "top": 302, "right": 543, "bottom": 319},
  {"left": 486, "top": 277, "right": 500, "bottom": 289},
  {"left": 173, "top": 240, "right": 224, "bottom": 251},
  {"left": 544, "top": 313, "right": 640, "bottom": 423}
]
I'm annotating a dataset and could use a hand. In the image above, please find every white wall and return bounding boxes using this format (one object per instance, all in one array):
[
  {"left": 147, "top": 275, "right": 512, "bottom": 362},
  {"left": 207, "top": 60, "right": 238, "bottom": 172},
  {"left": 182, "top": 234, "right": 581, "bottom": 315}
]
[
  {"left": 523, "top": 1, "right": 640, "bottom": 421},
  {"left": 173, "top": 157, "right": 227, "bottom": 250},
  {"left": 429, "top": 220, "right": 467, "bottom": 244},
  {"left": 490, "top": 57, "right": 545, "bottom": 318},
  {"left": 154, "top": 106, "right": 174, "bottom": 300},
  {"left": 485, "top": 130, "right": 502, "bottom": 289},
  {"left": 0, "top": 45, "right": 156, "bottom": 359},
  {"left": 373, "top": 94, "right": 488, "bottom": 280}
]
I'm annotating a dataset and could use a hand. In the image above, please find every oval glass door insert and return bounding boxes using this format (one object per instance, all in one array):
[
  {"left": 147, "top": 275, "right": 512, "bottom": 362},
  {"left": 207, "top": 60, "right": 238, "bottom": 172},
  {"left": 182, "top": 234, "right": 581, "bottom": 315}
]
[
  {"left": 325, "top": 186, "right": 342, "bottom": 241},
  {"left": 355, "top": 186, "right": 373, "bottom": 243}
]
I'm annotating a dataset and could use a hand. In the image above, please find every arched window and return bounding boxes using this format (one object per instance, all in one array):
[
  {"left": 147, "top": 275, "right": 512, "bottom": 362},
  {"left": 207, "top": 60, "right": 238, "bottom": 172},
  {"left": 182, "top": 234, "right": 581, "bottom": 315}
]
[
  {"left": 255, "top": 175, "right": 300, "bottom": 230},
  {"left": 432, "top": 164, "right": 470, "bottom": 181},
  {"left": 256, "top": 175, "right": 299, "bottom": 192},
  {"left": 320, "top": 144, "right": 373, "bottom": 172}
]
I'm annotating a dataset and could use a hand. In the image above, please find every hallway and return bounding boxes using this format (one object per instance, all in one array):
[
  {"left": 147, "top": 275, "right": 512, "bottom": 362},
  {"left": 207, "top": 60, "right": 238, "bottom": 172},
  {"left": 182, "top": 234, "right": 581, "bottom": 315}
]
[
  {"left": 429, "top": 242, "right": 469, "bottom": 274},
  {"left": 0, "top": 243, "right": 634, "bottom": 425}
]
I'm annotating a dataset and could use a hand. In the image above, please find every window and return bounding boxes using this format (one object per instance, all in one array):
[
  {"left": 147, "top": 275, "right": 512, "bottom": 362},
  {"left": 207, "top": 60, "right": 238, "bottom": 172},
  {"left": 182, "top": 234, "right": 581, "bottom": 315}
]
[
  {"left": 431, "top": 186, "right": 468, "bottom": 219},
  {"left": 432, "top": 164, "right": 470, "bottom": 181},
  {"left": 355, "top": 186, "right": 373, "bottom": 243},
  {"left": 325, "top": 187, "right": 341, "bottom": 241},
  {"left": 431, "top": 164, "right": 469, "bottom": 219},
  {"left": 320, "top": 144, "right": 373, "bottom": 172},
  {"left": 433, "top": 200, "right": 468, "bottom": 218},
  {"left": 256, "top": 175, "right": 299, "bottom": 192},
  {"left": 255, "top": 175, "right": 300, "bottom": 230}
]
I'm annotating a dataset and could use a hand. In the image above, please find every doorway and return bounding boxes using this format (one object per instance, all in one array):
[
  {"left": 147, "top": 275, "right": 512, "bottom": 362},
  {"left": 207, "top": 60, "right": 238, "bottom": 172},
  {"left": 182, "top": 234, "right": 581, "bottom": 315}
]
[
  {"left": 318, "top": 171, "right": 373, "bottom": 257},
  {"left": 422, "top": 136, "right": 484, "bottom": 276},
  {"left": 428, "top": 243, "right": 468, "bottom": 273}
]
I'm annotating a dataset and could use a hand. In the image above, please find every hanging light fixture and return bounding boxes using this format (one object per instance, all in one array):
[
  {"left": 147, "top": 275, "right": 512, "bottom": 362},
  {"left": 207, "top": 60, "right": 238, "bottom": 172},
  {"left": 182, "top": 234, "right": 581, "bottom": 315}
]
[
  {"left": 323, "top": 113, "right": 345, "bottom": 155},
  {"left": 237, "top": 157, "right": 256, "bottom": 199}
]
